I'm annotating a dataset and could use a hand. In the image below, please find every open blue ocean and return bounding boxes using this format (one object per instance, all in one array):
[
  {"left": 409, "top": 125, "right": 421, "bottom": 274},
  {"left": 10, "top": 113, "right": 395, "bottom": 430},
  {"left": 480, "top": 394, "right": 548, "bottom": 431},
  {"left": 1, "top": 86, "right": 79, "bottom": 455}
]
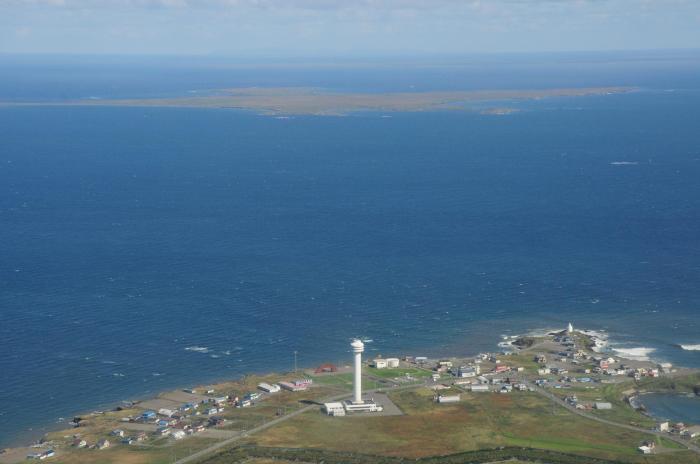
[{"left": 1, "top": 52, "right": 700, "bottom": 447}]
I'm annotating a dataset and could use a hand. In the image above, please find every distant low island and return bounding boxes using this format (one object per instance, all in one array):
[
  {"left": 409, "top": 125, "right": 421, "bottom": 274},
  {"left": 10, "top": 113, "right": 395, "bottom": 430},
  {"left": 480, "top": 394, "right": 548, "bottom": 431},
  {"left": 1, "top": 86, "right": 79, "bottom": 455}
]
[{"left": 1, "top": 86, "right": 634, "bottom": 116}]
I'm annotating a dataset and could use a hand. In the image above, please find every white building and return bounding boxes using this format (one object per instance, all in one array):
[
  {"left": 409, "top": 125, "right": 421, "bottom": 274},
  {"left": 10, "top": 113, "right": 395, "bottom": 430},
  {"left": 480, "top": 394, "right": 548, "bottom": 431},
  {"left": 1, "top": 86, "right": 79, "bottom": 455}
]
[
  {"left": 258, "top": 382, "right": 281, "bottom": 393},
  {"left": 437, "top": 394, "right": 461, "bottom": 403},
  {"left": 372, "top": 359, "right": 388, "bottom": 369},
  {"left": 386, "top": 358, "right": 400, "bottom": 368},
  {"left": 595, "top": 402, "right": 613, "bottom": 410},
  {"left": 323, "top": 402, "right": 346, "bottom": 416},
  {"left": 457, "top": 366, "right": 478, "bottom": 378},
  {"left": 344, "top": 400, "right": 384, "bottom": 412},
  {"left": 470, "top": 384, "right": 490, "bottom": 392}
]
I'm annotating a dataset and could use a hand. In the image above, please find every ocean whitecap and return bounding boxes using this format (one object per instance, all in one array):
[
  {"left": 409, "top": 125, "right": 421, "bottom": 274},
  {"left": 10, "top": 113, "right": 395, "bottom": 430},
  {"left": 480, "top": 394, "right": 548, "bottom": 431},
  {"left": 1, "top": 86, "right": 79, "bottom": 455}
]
[
  {"left": 184, "top": 346, "right": 210, "bottom": 353},
  {"left": 612, "top": 347, "right": 656, "bottom": 361},
  {"left": 680, "top": 344, "right": 700, "bottom": 351}
]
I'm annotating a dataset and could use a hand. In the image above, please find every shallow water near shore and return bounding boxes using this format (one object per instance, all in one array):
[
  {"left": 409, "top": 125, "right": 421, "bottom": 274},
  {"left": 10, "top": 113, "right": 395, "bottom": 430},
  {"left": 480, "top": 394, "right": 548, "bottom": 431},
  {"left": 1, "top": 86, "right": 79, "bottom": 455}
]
[
  {"left": 2, "top": 54, "right": 700, "bottom": 448},
  {"left": 641, "top": 393, "right": 700, "bottom": 424}
]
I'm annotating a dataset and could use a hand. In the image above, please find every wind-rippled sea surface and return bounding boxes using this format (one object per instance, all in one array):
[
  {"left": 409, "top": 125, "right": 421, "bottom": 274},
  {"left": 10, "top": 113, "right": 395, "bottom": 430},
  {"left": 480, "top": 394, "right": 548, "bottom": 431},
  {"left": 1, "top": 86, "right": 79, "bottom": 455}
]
[{"left": 1, "top": 52, "right": 700, "bottom": 446}]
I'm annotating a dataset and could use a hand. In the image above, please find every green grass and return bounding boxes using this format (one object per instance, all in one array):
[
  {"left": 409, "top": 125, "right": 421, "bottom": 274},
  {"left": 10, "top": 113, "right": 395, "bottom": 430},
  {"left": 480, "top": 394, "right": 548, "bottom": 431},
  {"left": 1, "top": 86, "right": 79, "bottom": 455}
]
[
  {"left": 310, "top": 373, "right": 383, "bottom": 391},
  {"left": 501, "top": 353, "right": 541, "bottom": 371},
  {"left": 502, "top": 433, "right": 636, "bottom": 455},
  {"left": 246, "top": 388, "right": 664, "bottom": 462},
  {"left": 550, "top": 382, "right": 656, "bottom": 428},
  {"left": 637, "top": 373, "right": 700, "bottom": 394},
  {"left": 657, "top": 436, "right": 686, "bottom": 450},
  {"left": 367, "top": 368, "right": 433, "bottom": 380}
]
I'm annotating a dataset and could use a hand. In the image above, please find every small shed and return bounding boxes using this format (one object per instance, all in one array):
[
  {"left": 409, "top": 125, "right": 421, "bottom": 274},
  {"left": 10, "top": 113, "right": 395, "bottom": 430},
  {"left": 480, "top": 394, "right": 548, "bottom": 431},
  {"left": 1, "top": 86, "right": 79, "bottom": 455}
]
[{"left": 437, "top": 394, "right": 461, "bottom": 403}]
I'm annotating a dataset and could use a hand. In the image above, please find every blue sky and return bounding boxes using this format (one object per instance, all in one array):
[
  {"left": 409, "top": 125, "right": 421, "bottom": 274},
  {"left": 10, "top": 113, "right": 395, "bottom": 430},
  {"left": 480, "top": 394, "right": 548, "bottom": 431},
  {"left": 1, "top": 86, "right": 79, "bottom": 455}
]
[{"left": 1, "top": 0, "right": 699, "bottom": 55}]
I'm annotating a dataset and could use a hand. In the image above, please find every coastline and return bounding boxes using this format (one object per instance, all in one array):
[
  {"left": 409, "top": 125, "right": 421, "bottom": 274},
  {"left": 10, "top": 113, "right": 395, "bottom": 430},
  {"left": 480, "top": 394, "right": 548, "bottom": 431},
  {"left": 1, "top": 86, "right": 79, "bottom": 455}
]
[{"left": 4, "top": 324, "right": 699, "bottom": 458}]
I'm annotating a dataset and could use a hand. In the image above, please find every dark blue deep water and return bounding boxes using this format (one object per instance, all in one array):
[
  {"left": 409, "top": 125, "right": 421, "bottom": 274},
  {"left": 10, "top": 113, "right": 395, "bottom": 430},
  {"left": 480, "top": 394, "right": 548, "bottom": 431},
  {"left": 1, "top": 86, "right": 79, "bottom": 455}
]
[{"left": 1, "top": 52, "right": 700, "bottom": 446}]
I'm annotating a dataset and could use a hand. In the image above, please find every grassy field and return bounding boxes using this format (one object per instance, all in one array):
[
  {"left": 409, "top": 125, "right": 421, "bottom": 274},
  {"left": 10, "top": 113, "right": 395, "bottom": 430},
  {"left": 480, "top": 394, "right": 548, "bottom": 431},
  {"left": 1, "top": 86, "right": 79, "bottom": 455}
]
[
  {"left": 244, "top": 388, "right": 698, "bottom": 463},
  {"left": 48, "top": 437, "right": 221, "bottom": 464},
  {"left": 637, "top": 372, "right": 700, "bottom": 394},
  {"left": 366, "top": 367, "right": 433, "bottom": 380},
  {"left": 310, "top": 372, "right": 386, "bottom": 391},
  {"left": 549, "top": 382, "right": 657, "bottom": 428}
]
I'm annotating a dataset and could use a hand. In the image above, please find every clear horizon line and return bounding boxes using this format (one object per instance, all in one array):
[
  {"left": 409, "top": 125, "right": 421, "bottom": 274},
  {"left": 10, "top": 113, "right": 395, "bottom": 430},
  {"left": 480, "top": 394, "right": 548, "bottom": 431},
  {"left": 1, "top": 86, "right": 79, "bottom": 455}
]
[{"left": 1, "top": 47, "right": 700, "bottom": 61}]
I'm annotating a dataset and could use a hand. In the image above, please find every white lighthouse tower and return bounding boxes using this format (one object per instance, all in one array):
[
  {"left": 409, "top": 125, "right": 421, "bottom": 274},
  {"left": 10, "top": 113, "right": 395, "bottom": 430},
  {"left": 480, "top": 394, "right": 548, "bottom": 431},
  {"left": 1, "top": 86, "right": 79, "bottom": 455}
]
[
  {"left": 350, "top": 339, "right": 364, "bottom": 404},
  {"left": 327, "top": 339, "right": 384, "bottom": 415}
]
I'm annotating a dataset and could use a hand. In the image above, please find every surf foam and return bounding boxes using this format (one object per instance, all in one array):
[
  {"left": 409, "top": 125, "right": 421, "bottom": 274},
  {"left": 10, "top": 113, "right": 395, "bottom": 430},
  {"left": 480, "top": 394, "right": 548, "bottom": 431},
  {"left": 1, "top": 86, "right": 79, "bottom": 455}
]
[
  {"left": 185, "top": 346, "right": 210, "bottom": 353},
  {"left": 612, "top": 347, "right": 656, "bottom": 361}
]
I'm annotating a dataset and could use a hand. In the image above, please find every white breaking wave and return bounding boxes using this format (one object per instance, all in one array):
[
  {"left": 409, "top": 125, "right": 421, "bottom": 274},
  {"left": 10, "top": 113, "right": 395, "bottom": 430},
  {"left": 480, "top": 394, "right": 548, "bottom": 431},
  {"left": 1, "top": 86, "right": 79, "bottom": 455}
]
[
  {"left": 680, "top": 344, "right": 700, "bottom": 351},
  {"left": 579, "top": 329, "right": 609, "bottom": 353},
  {"left": 612, "top": 347, "right": 656, "bottom": 361},
  {"left": 184, "top": 346, "right": 210, "bottom": 353}
]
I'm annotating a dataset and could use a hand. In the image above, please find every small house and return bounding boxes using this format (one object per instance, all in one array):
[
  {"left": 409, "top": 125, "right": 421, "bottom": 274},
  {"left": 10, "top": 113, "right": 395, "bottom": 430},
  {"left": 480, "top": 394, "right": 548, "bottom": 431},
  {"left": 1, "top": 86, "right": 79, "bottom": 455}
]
[
  {"left": 470, "top": 384, "right": 490, "bottom": 392},
  {"left": 372, "top": 359, "right": 388, "bottom": 369},
  {"left": 258, "top": 383, "right": 281, "bottom": 393},
  {"left": 386, "top": 358, "right": 400, "bottom": 368}
]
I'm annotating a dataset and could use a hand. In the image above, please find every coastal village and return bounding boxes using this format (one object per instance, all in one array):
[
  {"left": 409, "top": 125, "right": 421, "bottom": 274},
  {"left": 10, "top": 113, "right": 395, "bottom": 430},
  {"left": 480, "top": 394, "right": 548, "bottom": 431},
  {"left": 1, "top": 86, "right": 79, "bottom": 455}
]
[{"left": 2, "top": 325, "right": 700, "bottom": 464}]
